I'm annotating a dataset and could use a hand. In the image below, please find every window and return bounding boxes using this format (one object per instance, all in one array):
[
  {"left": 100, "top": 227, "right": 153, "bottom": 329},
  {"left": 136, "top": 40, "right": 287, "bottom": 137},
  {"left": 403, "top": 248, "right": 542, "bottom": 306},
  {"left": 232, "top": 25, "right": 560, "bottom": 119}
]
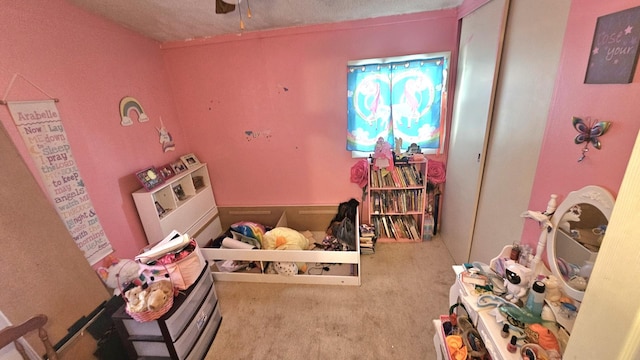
[{"left": 347, "top": 53, "right": 449, "bottom": 155}]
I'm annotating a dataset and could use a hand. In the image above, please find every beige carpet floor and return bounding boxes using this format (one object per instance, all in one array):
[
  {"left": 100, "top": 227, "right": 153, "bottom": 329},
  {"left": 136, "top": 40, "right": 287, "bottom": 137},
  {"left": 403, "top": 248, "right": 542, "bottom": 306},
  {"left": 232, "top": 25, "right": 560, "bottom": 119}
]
[{"left": 205, "top": 235, "right": 456, "bottom": 360}]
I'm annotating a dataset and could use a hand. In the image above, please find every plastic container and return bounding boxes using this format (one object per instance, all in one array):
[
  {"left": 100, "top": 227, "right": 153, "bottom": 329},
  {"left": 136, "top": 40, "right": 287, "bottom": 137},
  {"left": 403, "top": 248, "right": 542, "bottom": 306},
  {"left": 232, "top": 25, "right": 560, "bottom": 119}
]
[
  {"left": 510, "top": 242, "right": 521, "bottom": 261},
  {"left": 526, "top": 280, "right": 546, "bottom": 317},
  {"left": 579, "top": 260, "right": 594, "bottom": 279}
]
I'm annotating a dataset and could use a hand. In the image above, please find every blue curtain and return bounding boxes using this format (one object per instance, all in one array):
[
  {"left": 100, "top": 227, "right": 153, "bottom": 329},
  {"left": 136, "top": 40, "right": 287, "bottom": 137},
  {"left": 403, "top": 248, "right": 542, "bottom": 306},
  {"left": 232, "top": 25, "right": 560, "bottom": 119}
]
[{"left": 347, "top": 58, "right": 445, "bottom": 152}]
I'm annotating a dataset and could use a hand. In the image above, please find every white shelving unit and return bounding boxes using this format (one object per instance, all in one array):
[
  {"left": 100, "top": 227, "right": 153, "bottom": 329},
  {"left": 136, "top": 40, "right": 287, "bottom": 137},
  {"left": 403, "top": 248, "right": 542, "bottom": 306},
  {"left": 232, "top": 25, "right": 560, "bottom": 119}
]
[{"left": 132, "top": 163, "right": 221, "bottom": 245}]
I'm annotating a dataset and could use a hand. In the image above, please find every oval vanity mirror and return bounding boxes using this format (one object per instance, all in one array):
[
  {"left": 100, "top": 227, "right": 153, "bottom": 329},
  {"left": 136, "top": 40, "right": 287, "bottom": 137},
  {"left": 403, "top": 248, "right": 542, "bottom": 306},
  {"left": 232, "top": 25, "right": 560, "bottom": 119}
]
[{"left": 546, "top": 185, "right": 615, "bottom": 302}]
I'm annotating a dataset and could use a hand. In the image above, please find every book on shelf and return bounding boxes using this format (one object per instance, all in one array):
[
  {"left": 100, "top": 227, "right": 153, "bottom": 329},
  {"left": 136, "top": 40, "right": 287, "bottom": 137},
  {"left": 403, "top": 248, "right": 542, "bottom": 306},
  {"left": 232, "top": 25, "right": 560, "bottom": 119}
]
[
  {"left": 409, "top": 225, "right": 420, "bottom": 241},
  {"left": 370, "top": 163, "right": 424, "bottom": 188},
  {"left": 371, "top": 215, "right": 421, "bottom": 240}
]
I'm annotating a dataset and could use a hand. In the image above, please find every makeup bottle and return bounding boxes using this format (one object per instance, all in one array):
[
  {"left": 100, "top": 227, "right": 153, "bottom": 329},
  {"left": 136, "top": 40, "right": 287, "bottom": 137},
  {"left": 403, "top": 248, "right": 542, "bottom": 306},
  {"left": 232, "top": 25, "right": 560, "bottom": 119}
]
[
  {"left": 507, "top": 335, "right": 517, "bottom": 353},
  {"left": 526, "top": 280, "right": 546, "bottom": 317},
  {"left": 501, "top": 323, "right": 510, "bottom": 338}
]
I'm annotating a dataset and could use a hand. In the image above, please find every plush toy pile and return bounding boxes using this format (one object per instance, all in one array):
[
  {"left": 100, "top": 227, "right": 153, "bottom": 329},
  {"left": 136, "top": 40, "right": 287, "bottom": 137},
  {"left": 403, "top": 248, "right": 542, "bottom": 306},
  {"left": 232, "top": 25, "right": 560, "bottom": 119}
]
[{"left": 124, "top": 280, "right": 174, "bottom": 313}]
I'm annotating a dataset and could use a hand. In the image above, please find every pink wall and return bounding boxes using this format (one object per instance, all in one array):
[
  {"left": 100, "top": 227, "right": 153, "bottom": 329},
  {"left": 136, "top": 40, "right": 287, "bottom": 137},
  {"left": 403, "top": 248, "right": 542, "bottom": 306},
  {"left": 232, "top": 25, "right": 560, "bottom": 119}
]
[
  {"left": 161, "top": 11, "right": 459, "bottom": 207},
  {"left": 11, "top": 0, "right": 633, "bottom": 265},
  {"left": 522, "top": 0, "right": 640, "bottom": 246},
  {"left": 0, "top": 1, "right": 457, "bottom": 262},
  {"left": 0, "top": 0, "right": 191, "bottom": 261}
]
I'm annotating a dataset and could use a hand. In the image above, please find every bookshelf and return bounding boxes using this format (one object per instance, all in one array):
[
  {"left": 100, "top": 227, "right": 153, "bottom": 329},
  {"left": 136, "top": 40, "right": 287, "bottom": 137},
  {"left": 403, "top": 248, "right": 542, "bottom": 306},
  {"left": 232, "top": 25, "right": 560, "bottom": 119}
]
[{"left": 368, "top": 160, "right": 427, "bottom": 242}]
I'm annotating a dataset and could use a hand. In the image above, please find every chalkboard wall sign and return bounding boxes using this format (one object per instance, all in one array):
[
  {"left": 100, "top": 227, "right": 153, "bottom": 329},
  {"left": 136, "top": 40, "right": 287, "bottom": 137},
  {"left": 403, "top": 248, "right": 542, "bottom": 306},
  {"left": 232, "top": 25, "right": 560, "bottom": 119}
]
[{"left": 585, "top": 6, "right": 640, "bottom": 84}]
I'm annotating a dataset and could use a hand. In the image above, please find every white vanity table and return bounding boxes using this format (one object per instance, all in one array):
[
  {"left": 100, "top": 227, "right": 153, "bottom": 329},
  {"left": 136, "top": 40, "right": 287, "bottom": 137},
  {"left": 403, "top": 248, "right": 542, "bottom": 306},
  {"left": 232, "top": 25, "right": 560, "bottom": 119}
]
[
  {"left": 433, "top": 262, "right": 527, "bottom": 360},
  {"left": 433, "top": 265, "right": 492, "bottom": 360},
  {"left": 432, "top": 185, "right": 615, "bottom": 360},
  {"left": 433, "top": 259, "right": 575, "bottom": 360}
]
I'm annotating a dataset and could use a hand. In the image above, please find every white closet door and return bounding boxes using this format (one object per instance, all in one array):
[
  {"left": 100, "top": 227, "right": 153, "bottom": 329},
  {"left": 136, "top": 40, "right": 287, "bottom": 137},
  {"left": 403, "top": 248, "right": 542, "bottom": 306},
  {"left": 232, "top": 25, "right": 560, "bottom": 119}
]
[
  {"left": 468, "top": 0, "right": 571, "bottom": 263},
  {"left": 440, "top": 0, "right": 509, "bottom": 264}
]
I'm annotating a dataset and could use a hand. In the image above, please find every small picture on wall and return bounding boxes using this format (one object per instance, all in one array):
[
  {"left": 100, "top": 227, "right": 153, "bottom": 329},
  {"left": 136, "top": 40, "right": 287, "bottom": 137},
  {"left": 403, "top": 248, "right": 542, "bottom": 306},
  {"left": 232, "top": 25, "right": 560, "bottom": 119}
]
[
  {"left": 180, "top": 153, "right": 201, "bottom": 169},
  {"left": 158, "top": 163, "right": 175, "bottom": 180},
  {"left": 135, "top": 167, "right": 164, "bottom": 191},
  {"left": 171, "top": 160, "right": 187, "bottom": 174}
]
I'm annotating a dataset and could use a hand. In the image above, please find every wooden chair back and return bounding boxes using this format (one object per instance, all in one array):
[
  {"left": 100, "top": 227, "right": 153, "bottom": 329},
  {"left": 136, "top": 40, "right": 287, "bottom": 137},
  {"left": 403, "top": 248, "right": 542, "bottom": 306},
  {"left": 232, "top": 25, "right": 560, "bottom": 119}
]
[{"left": 0, "top": 314, "right": 58, "bottom": 360}]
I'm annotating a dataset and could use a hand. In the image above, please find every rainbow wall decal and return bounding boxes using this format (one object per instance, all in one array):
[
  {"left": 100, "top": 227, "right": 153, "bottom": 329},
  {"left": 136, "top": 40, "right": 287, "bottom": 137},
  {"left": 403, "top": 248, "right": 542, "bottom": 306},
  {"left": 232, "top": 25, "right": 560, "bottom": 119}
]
[{"left": 119, "top": 96, "right": 149, "bottom": 126}]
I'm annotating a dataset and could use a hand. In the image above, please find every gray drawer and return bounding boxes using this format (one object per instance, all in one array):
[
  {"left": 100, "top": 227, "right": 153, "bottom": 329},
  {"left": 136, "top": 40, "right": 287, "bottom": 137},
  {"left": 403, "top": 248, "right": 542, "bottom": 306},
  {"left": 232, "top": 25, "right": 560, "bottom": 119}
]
[
  {"left": 121, "top": 262, "right": 213, "bottom": 341},
  {"left": 131, "top": 282, "right": 218, "bottom": 359},
  {"left": 187, "top": 302, "right": 222, "bottom": 360}
]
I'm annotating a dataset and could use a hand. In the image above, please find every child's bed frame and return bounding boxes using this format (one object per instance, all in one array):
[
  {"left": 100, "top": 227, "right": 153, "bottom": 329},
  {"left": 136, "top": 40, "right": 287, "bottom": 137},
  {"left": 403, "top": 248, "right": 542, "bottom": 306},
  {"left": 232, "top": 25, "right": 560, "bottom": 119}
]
[{"left": 196, "top": 205, "right": 361, "bottom": 286}]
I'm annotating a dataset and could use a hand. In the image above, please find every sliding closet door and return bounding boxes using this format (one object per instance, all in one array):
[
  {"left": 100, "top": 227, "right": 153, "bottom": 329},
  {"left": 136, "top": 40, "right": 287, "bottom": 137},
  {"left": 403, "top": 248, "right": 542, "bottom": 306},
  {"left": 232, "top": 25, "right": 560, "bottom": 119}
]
[
  {"left": 468, "top": 0, "right": 571, "bottom": 263},
  {"left": 439, "top": 0, "right": 509, "bottom": 264}
]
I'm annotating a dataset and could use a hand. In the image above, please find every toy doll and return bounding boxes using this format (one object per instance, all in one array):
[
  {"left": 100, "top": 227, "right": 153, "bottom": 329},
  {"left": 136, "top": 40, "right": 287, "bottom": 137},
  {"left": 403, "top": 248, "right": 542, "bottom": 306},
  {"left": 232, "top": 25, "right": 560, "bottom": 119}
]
[{"left": 503, "top": 261, "right": 533, "bottom": 304}]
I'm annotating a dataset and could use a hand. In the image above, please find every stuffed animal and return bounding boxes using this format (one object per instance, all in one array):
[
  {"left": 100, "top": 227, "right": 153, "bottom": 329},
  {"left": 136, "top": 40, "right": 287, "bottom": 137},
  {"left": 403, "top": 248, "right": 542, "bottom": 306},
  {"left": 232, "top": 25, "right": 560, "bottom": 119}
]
[
  {"left": 262, "top": 227, "right": 312, "bottom": 273},
  {"left": 262, "top": 227, "right": 310, "bottom": 251},
  {"left": 503, "top": 261, "right": 533, "bottom": 304},
  {"left": 146, "top": 280, "right": 174, "bottom": 311},
  {"left": 543, "top": 275, "right": 563, "bottom": 303},
  {"left": 97, "top": 255, "right": 143, "bottom": 295},
  {"left": 124, "top": 286, "right": 146, "bottom": 313},
  {"left": 124, "top": 280, "right": 173, "bottom": 313},
  {"left": 373, "top": 137, "right": 394, "bottom": 170}
]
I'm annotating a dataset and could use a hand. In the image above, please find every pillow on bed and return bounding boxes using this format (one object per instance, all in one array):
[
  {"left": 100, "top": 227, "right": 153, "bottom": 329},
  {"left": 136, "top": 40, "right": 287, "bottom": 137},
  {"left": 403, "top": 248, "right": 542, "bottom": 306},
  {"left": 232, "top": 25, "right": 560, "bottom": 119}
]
[{"left": 230, "top": 221, "right": 266, "bottom": 246}]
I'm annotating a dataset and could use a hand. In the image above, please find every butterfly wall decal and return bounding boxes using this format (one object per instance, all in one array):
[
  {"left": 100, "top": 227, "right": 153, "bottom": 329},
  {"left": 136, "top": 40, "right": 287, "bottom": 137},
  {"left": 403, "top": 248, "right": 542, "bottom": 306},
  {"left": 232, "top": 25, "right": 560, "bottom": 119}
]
[{"left": 572, "top": 116, "right": 611, "bottom": 162}]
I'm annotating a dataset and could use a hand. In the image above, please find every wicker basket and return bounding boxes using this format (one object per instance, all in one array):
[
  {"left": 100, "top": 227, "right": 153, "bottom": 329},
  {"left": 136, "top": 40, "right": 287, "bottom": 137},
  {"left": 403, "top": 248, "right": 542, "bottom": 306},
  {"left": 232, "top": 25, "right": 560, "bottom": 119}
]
[
  {"left": 119, "top": 263, "right": 176, "bottom": 322},
  {"left": 125, "top": 283, "right": 174, "bottom": 322}
]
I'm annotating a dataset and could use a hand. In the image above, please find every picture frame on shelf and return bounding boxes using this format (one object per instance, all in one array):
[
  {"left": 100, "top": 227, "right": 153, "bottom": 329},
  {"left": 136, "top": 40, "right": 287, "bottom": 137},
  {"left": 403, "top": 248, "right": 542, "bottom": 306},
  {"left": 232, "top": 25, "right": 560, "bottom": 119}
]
[
  {"left": 135, "top": 166, "right": 164, "bottom": 191},
  {"left": 158, "top": 163, "right": 175, "bottom": 180},
  {"left": 155, "top": 201, "right": 166, "bottom": 217},
  {"left": 171, "top": 160, "right": 187, "bottom": 174},
  {"left": 192, "top": 176, "right": 204, "bottom": 190},
  {"left": 173, "top": 184, "right": 186, "bottom": 201},
  {"left": 180, "top": 153, "right": 200, "bottom": 169}
]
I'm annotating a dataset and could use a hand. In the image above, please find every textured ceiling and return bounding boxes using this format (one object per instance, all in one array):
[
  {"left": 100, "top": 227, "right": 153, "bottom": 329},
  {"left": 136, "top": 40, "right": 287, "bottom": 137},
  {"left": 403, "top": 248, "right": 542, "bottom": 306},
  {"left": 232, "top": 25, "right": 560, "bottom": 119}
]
[{"left": 65, "top": 0, "right": 463, "bottom": 43}]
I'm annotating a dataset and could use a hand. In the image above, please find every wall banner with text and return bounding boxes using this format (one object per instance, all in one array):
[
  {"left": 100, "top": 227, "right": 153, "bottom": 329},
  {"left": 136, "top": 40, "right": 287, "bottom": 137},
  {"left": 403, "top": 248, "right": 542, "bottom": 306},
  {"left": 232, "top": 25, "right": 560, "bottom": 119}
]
[{"left": 7, "top": 100, "right": 112, "bottom": 265}]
